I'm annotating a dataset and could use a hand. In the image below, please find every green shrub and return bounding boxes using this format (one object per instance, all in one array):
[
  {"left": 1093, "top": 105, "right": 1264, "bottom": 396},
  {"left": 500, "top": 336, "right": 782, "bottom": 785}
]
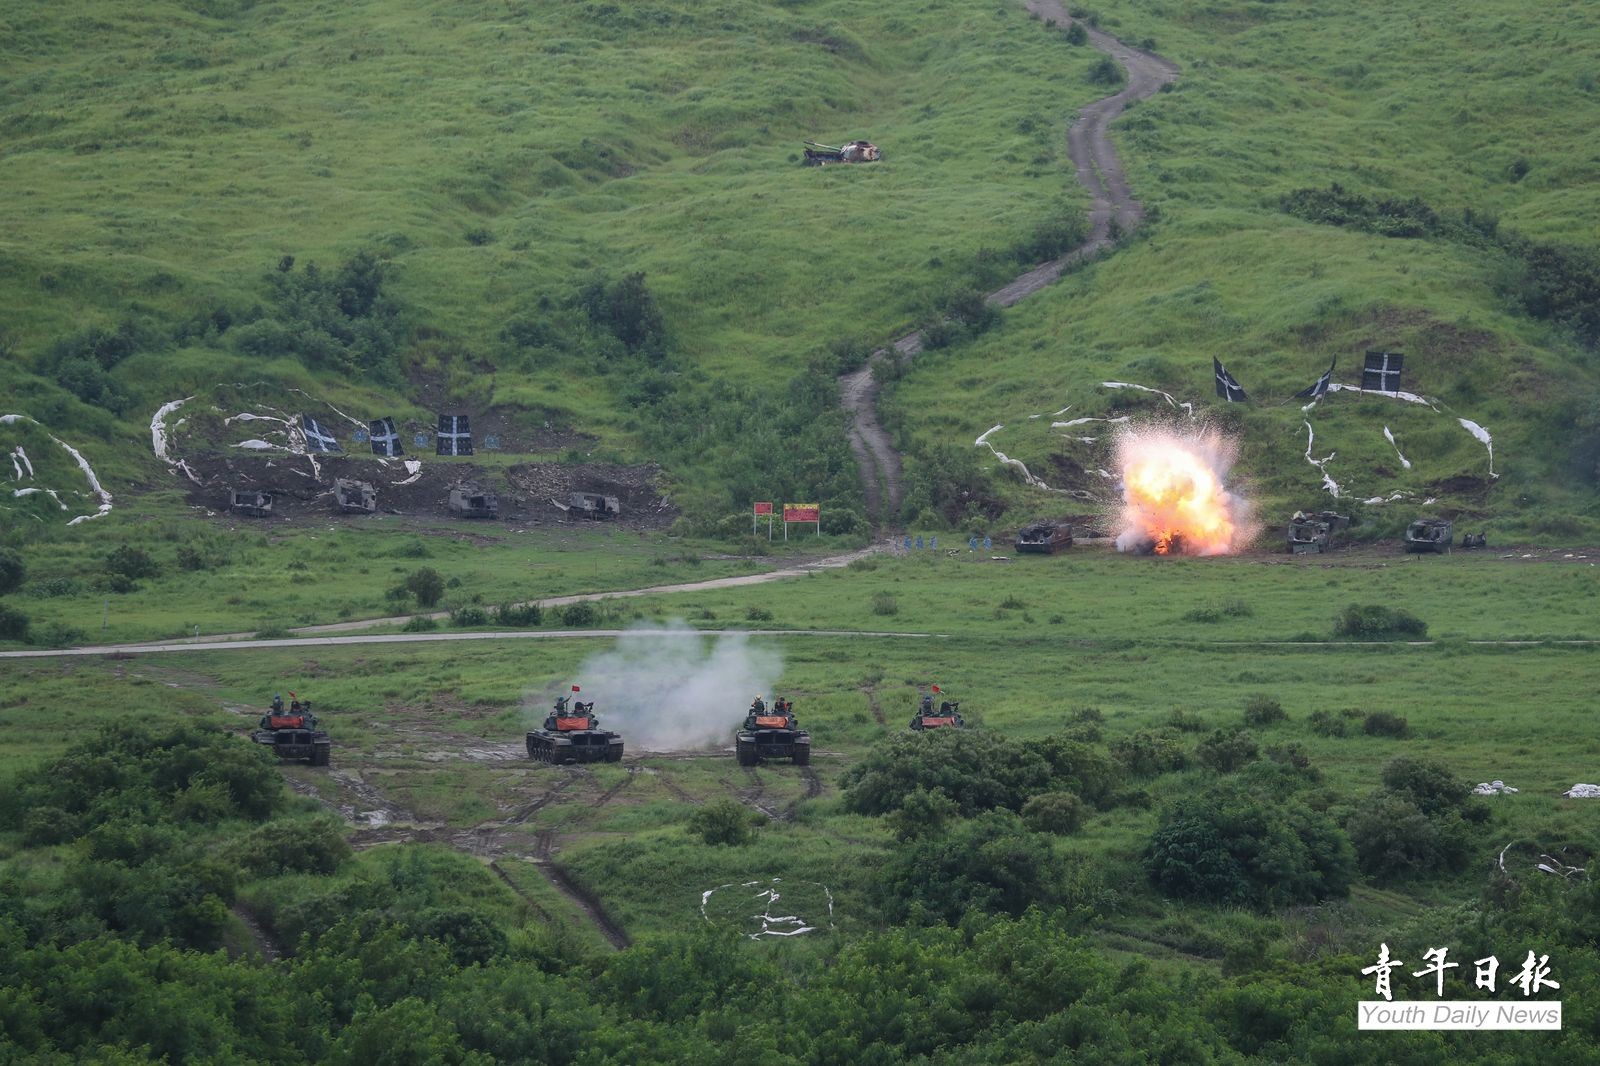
[
  {"left": 1363, "top": 711, "right": 1410, "bottom": 737},
  {"left": 1380, "top": 757, "right": 1466, "bottom": 815},
  {"left": 105, "top": 545, "right": 160, "bottom": 581},
  {"left": 0, "top": 548, "right": 25, "bottom": 594},
  {"left": 1308, "top": 709, "right": 1350, "bottom": 737},
  {"left": 689, "top": 799, "right": 758, "bottom": 846},
  {"left": 1195, "top": 729, "right": 1260, "bottom": 773},
  {"left": 1183, "top": 599, "right": 1253, "bottom": 623},
  {"left": 745, "top": 606, "right": 773, "bottom": 622},
  {"left": 843, "top": 731, "right": 1053, "bottom": 817},
  {"left": 1265, "top": 742, "right": 1317, "bottom": 777},
  {"left": 1144, "top": 783, "right": 1354, "bottom": 907},
  {"left": 1242, "top": 695, "right": 1287, "bottom": 727},
  {"left": 1346, "top": 792, "right": 1470, "bottom": 882},
  {"left": 1021, "top": 791, "right": 1086, "bottom": 835},
  {"left": 870, "top": 591, "right": 898, "bottom": 616},
  {"left": 1110, "top": 730, "right": 1188, "bottom": 776},
  {"left": 402, "top": 615, "right": 439, "bottom": 632},
  {"left": 1165, "top": 708, "right": 1209, "bottom": 733},
  {"left": 873, "top": 811, "right": 1068, "bottom": 923},
  {"left": 1064, "top": 21, "right": 1088, "bottom": 45},
  {"left": 450, "top": 605, "right": 489, "bottom": 627},
  {"left": 495, "top": 602, "right": 542, "bottom": 626},
  {"left": 229, "top": 817, "right": 352, "bottom": 877},
  {"left": 404, "top": 567, "right": 445, "bottom": 608},
  {"left": 1334, "top": 604, "right": 1428, "bottom": 639},
  {"left": 1088, "top": 55, "right": 1123, "bottom": 86},
  {"left": 558, "top": 601, "right": 599, "bottom": 627},
  {"left": 1036, "top": 736, "right": 1121, "bottom": 807},
  {"left": 884, "top": 786, "right": 960, "bottom": 841},
  {"left": 0, "top": 603, "right": 30, "bottom": 642}
]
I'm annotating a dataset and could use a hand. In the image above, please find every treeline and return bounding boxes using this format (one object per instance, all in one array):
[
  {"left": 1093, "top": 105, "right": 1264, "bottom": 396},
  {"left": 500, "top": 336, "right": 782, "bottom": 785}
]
[
  {"left": 1, "top": 723, "right": 1596, "bottom": 1062},
  {"left": 1281, "top": 182, "right": 1600, "bottom": 347}
]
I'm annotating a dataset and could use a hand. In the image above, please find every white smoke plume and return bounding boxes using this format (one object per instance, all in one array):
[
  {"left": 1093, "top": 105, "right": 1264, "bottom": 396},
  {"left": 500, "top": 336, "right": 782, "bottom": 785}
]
[{"left": 533, "top": 621, "right": 783, "bottom": 752}]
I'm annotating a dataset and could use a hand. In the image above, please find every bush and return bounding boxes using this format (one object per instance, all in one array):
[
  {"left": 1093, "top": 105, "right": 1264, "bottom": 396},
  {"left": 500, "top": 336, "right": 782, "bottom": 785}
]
[
  {"left": 1334, "top": 604, "right": 1428, "bottom": 639},
  {"left": 1266, "top": 743, "right": 1316, "bottom": 776},
  {"left": 1144, "top": 783, "right": 1355, "bottom": 907},
  {"left": 231, "top": 819, "right": 349, "bottom": 878},
  {"left": 1346, "top": 792, "right": 1470, "bottom": 882},
  {"left": 1036, "top": 736, "right": 1121, "bottom": 807},
  {"left": 884, "top": 786, "right": 960, "bottom": 841},
  {"left": 1110, "top": 730, "right": 1188, "bottom": 776},
  {"left": 1380, "top": 757, "right": 1466, "bottom": 816},
  {"left": 1165, "top": 708, "right": 1209, "bottom": 733},
  {"left": 404, "top": 568, "right": 445, "bottom": 608},
  {"left": 1242, "top": 695, "right": 1287, "bottom": 727},
  {"left": 1195, "top": 729, "right": 1260, "bottom": 773},
  {"left": 1183, "top": 599, "right": 1253, "bottom": 624},
  {"left": 870, "top": 592, "right": 898, "bottom": 616},
  {"left": 558, "top": 601, "right": 598, "bottom": 627},
  {"left": 1308, "top": 709, "right": 1350, "bottom": 737},
  {"left": 873, "top": 811, "right": 1069, "bottom": 923},
  {"left": 1064, "top": 21, "right": 1088, "bottom": 45},
  {"left": 402, "top": 615, "right": 439, "bottom": 632},
  {"left": 105, "top": 545, "right": 160, "bottom": 581},
  {"left": 745, "top": 606, "right": 773, "bottom": 622},
  {"left": 450, "top": 605, "right": 489, "bottom": 627},
  {"left": 0, "top": 603, "right": 30, "bottom": 642},
  {"left": 1363, "top": 711, "right": 1410, "bottom": 737},
  {"left": 0, "top": 548, "right": 25, "bottom": 594},
  {"left": 1022, "top": 791, "right": 1086, "bottom": 835},
  {"left": 689, "top": 799, "right": 758, "bottom": 846},
  {"left": 843, "top": 731, "right": 1053, "bottom": 817},
  {"left": 495, "top": 602, "right": 542, "bottom": 627},
  {"left": 1088, "top": 55, "right": 1123, "bottom": 86}
]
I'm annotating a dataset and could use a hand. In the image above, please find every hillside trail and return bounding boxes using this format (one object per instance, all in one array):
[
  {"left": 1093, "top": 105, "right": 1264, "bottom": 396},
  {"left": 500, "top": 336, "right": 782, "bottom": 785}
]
[{"left": 841, "top": 3, "right": 1179, "bottom": 525}]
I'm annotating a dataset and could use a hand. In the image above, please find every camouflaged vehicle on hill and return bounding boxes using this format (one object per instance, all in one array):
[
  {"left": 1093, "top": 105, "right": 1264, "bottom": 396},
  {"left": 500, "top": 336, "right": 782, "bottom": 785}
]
[
  {"left": 1287, "top": 510, "right": 1349, "bottom": 554},
  {"left": 802, "top": 139, "right": 881, "bottom": 165},
  {"left": 1404, "top": 517, "right": 1453, "bottom": 553},
  {"left": 1015, "top": 522, "right": 1073, "bottom": 554},
  {"left": 449, "top": 485, "right": 498, "bottom": 519},
  {"left": 230, "top": 490, "right": 274, "bottom": 518},
  {"left": 333, "top": 478, "right": 376, "bottom": 514}
]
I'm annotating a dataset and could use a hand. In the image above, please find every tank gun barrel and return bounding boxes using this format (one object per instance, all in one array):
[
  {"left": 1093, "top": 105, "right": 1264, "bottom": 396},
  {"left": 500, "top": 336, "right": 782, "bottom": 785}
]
[{"left": 804, "top": 140, "right": 842, "bottom": 152}]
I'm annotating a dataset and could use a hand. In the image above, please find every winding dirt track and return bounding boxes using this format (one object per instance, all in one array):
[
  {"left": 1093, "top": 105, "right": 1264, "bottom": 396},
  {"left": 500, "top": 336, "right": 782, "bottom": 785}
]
[{"left": 842, "top": 3, "right": 1179, "bottom": 524}]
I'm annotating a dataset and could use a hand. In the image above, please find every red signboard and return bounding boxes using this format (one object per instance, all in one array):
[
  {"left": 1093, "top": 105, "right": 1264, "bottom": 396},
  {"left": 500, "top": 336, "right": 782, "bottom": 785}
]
[
  {"left": 753, "top": 502, "right": 773, "bottom": 515},
  {"left": 783, "top": 503, "right": 820, "bottom": 523}
]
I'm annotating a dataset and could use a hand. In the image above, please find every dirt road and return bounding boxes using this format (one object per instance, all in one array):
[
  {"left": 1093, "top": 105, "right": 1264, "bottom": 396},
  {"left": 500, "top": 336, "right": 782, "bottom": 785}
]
[{"left": 842, "top": 4, "right": 1179, "bottom": 524}]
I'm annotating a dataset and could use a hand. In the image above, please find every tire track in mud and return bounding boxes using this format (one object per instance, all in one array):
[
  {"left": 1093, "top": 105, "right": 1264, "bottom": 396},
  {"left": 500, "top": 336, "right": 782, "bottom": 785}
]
[
  {"left": 231, "top": 903, "right": 281, "bottom": 963},
  {"left": 862, "top": 686, "right": 886, "bottom": 728},
  {"left": 539, "top": 862, "right": 631, "bottom": 951},
  {"left": 506, "top": 769, "right": 582, "bottom": 824},
  {"left": 841, "top": 4, "right": 1179, "bottom": 524},
  {"left": 592, "top": 765, "right": 639, "bottom": 809}
]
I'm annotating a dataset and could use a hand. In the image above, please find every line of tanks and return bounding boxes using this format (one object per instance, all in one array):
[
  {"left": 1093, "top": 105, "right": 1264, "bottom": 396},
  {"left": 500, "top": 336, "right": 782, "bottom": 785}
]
[
  {"left": 230, "top": 485, "right": 622, "bottom": 522},
  {"left": 250, "top": 684, "right": 966, "bottom": 771}
]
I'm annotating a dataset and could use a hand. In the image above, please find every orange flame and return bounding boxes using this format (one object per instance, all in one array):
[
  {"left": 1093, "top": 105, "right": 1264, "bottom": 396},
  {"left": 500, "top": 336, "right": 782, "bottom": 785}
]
[{"left": 1114, "top": 425, "right": 1252, "bottom": 556}]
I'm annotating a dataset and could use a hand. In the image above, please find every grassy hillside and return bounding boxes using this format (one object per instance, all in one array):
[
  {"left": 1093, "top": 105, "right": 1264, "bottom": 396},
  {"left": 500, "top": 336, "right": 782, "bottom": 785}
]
[
  {"left": 1, "top": 0, "right": 1098, "bottom": 507},
  {"left": 886, "top": 0, "right": 1600, "bottom": 539}
]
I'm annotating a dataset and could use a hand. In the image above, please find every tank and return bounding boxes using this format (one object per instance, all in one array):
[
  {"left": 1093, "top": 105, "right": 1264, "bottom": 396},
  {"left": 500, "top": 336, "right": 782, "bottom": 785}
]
[
  {"left": 527, "top": 694, "right": 624, "bottom": 764},
  {"left": 802, "top": 139, "right": 881, "bottom": 165},
  {"left": 1015, "top": 523, "right": 1073, "bottom": 554},
  {"left": 736, "top": 698, "right": 811, "bottom": 766},
  {"left": 250, "top": 696, "right": 331, "bottom": 766},
  {"left": 449, "top": 485, "right": 499, "bottom": 519},
  {"left": 231, "top": 490, "right": 274, "bottom": 518},
  {"left": 333, "top": 478, "right": 377, "bottom": 514},
  {"left": 909, "top": 693, "right": 964, "bottom": 731},
  {"left": 567, "top": 491, "right": 621, "bottom": 520},
  {"left": 1287, "top": 510, "right": 1349, "bottom": 554},
  {"left": 1404, "top": 518, "right": 1453, "bottom": 554}
]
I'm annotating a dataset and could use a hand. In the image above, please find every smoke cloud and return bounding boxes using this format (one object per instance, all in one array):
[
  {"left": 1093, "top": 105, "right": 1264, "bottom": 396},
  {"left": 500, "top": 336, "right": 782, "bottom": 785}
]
[{"left": 531, "top": 621, "right": 783, "bottom": 752}]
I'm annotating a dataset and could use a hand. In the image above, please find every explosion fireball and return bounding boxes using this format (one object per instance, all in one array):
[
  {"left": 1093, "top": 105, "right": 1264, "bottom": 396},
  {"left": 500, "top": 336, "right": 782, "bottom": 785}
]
[{"left": 1113, "top": 424, "right": 1253, "bottom": 555}]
